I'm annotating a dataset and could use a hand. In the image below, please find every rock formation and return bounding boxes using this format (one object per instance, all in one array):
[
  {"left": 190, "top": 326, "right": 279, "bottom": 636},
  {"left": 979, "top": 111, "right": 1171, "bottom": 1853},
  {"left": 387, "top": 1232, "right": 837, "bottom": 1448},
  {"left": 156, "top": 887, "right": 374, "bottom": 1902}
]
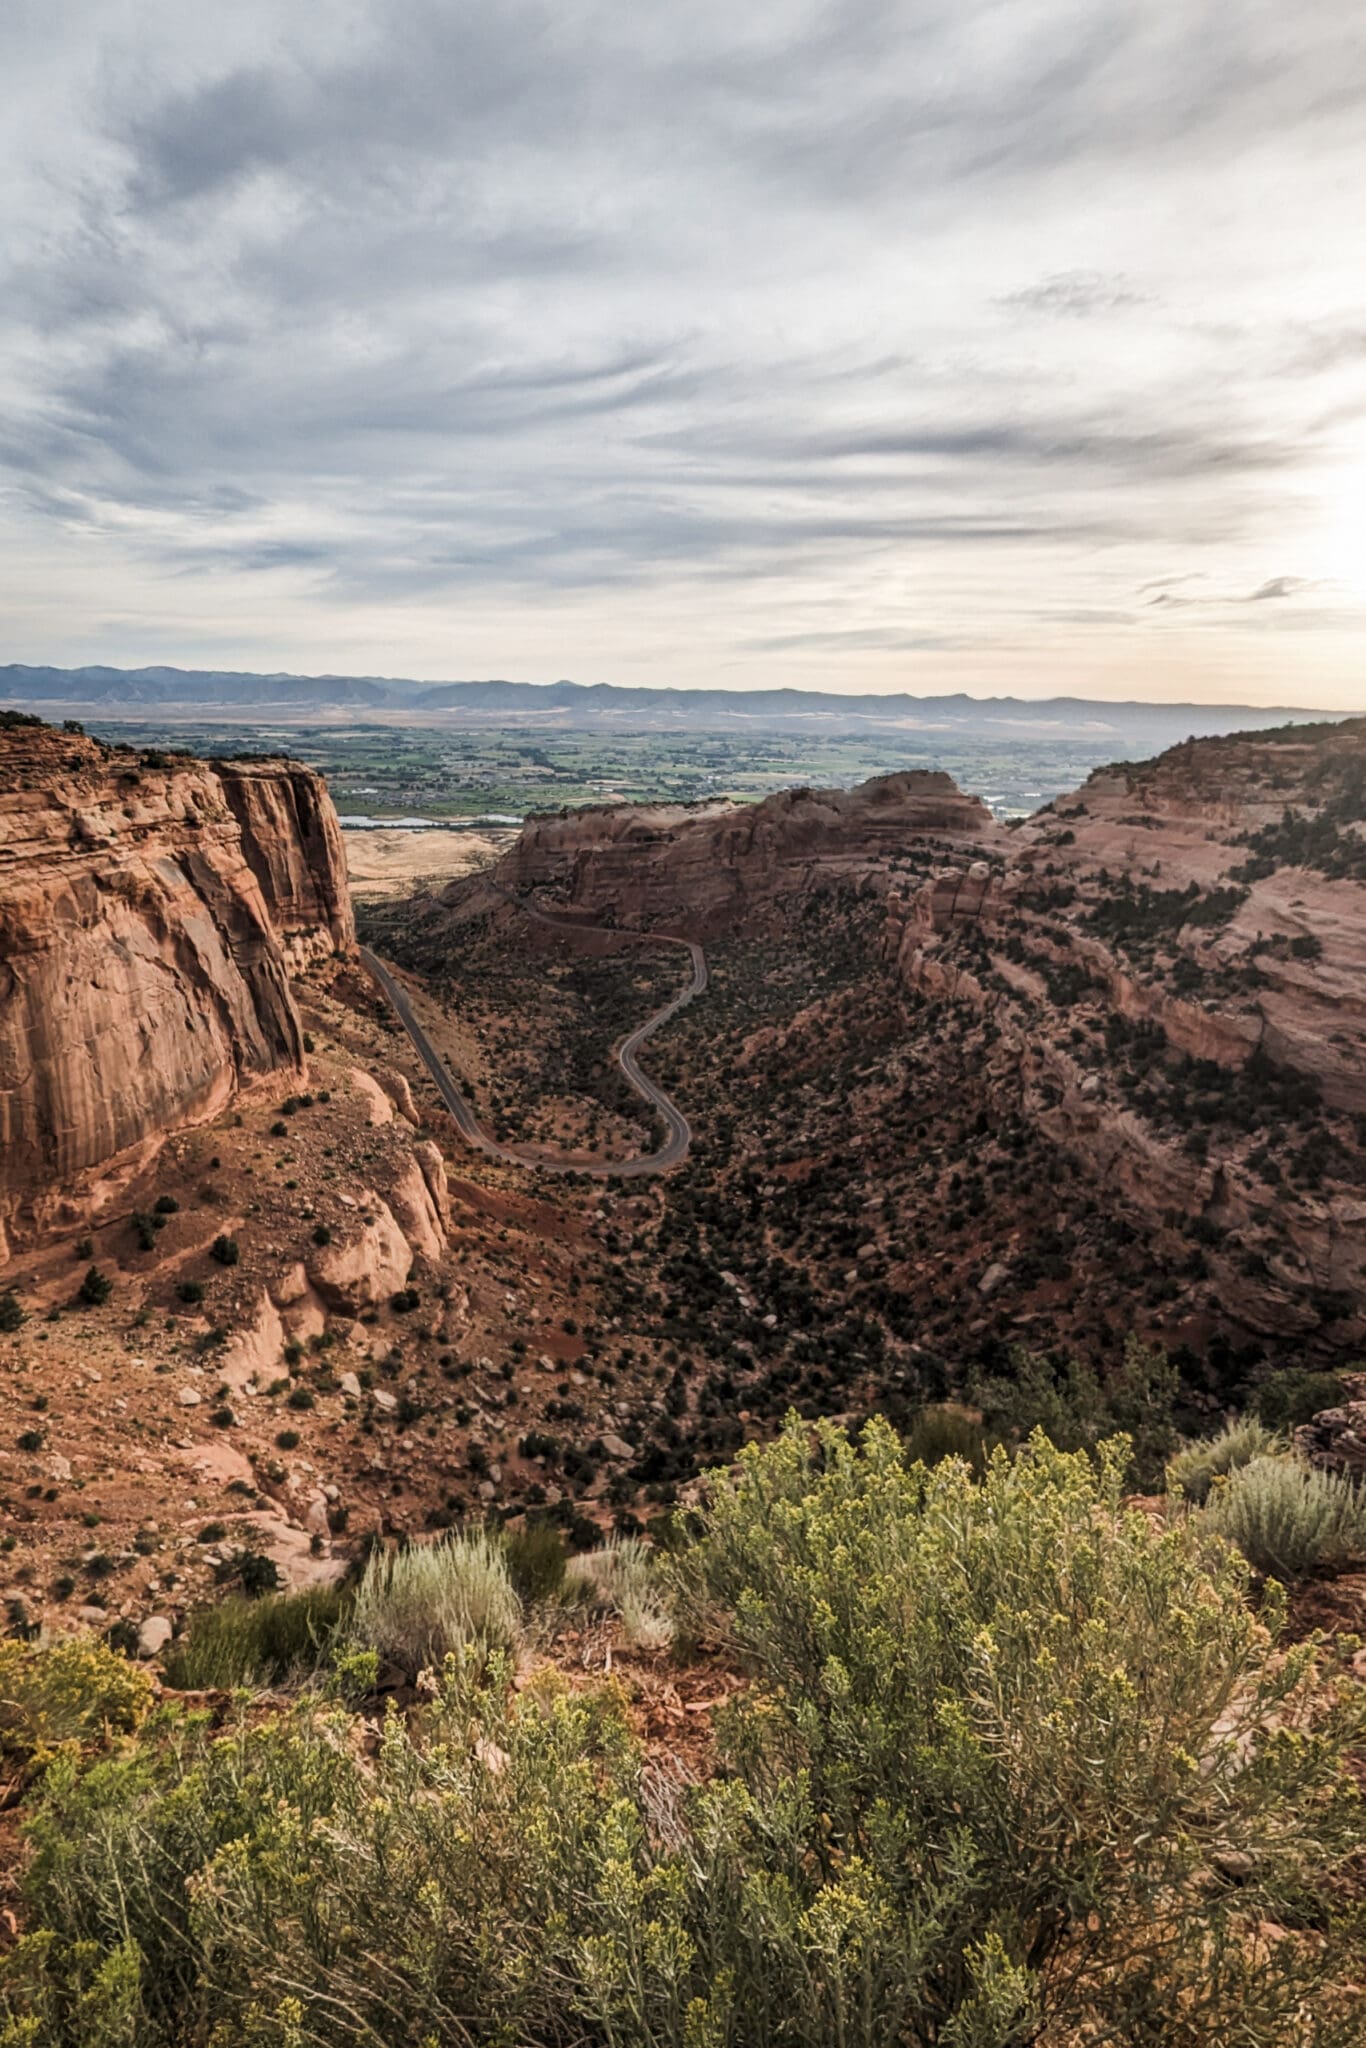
[
  {"left": 216, "top": 756, "right": 354, "bottom": 969},
  {"left": 481, "top": 771, "right": 993, "bottom": 934},
  {"left": 0, "top": 719, "right": 354, "bottom": 1252}
]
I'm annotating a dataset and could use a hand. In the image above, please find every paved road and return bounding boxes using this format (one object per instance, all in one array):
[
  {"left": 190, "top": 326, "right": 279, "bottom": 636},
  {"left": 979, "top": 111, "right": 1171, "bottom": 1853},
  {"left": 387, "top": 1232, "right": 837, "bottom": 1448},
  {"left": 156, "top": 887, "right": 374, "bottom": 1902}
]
[{"left": 358, "top": 902, "right": 706, "bottom": 1179}]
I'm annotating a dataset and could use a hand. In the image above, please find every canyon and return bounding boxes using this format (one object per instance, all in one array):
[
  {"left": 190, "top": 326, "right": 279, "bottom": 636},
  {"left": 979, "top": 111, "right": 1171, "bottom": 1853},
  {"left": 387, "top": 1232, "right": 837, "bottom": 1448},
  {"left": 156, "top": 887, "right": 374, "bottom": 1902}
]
[
  {"left": 434, "top": 715, "right": 1366, "bottom": 1363},
  {"left": 485, "top": 769, "right": 994, "bottom": 932},
  {"left": 1, "top": 710, "right": 1364, "bottom": 1653}
]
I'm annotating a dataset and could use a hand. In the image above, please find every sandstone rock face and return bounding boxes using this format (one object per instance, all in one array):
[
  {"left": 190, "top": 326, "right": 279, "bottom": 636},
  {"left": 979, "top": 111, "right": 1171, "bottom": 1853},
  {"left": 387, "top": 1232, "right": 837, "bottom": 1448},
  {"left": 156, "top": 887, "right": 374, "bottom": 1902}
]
[
  {"left": 0, "top": 723, "right": 353, "bottom": 1250},
  {"left": 482, "top": 771, "right": 993, "bottom": 935},
  {"left": 1295, "top": 1377, "right": 1366, "bottom": 1480},
  {"left": 385, "top": 1156, "right": 448, "bottom": 1265},
  {"left": 304, "top": 1192, "right": 428, "bottom": 1313},
  {"left": 216, "top": 757, "right": 355, "bottom": 969}
]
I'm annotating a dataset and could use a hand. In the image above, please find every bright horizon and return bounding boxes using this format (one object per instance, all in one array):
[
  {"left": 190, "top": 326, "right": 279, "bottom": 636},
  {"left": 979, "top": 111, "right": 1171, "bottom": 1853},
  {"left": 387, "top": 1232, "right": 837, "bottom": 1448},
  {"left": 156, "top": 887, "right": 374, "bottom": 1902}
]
[{"left": 5, "top": 3, "right": 1366, "bottom": 714}]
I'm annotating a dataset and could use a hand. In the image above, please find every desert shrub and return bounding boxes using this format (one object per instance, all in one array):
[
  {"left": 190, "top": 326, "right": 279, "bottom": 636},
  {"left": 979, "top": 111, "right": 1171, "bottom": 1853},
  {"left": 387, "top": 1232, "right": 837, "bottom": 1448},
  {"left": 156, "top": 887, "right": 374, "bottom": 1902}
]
[
  {"left": 675, "top": 1416, "right": 1364, "bottom": 2043},
  {"left": 0, "top": 1289, "right": 26, "bottom": 1333},
  {"left": 1166, "top": 1416, "right": 1284, "bottom": 1503},
  {"left": 563, "top": 1537, "right": 673, "bottom": 1649},
  {"left": 76, "top": 1266, "right": 111, "bottom": 1307},
  {"left": 162, "top": 1588, "right": 348, "bottom": 1691},
  {"left": 502, "top": 1518, "right": 567, "bottom": 1604},
  {"left": 153, "top": 1195, "right": 179, "bottom": 1216},
  {"left": 974, "top": 1334, "right": 1179, "bottom": 1486},
  {"left": 901, "top": 1401, "right": 991, "bottom": 1470},
  {"left": 3, "top": 1431, "right": 1362, "bottom": 2048},
  {"left": 1205, "top": 1453, "right": 1366, "bottom": 1579},
  {"left": 351, "top": 1532, "right": 520, "bottom": 1678},
  {"left": 212, "top": 1549, "right": 282, "bottom": 1598},
  {"left": 0, "top": 1638, "right": 151, "bottom": 1765},
  {"left": 0, "top": 1662, "right": 637, "bottom": 2048},
  {"left": 209, "top": 1235, "right": 239, "bottom": 1267},
  {"left": 176, "top": 1280, "right": 204, "bottom": 1306},
  {"left": 1255, "top": 1368, "right": 1348, "bottom": 1431}
]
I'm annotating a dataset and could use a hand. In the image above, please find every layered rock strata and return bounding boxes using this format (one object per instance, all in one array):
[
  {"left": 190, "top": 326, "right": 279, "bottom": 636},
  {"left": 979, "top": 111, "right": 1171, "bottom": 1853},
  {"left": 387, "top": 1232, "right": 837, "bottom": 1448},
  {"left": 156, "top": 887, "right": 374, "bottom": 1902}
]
[
  {"left": 0, "top": 722, "right": 354, "bottom": 1250},
  {"left": 485, "top": 771, "right": 993, "bottom": 933}
]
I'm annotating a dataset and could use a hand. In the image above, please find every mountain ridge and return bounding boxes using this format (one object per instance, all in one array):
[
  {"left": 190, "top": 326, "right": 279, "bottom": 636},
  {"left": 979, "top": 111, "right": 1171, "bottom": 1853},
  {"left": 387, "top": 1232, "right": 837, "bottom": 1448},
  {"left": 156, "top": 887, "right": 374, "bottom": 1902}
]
[{"left": 0, "top": 662, "right": 1340, "bottom": 746}]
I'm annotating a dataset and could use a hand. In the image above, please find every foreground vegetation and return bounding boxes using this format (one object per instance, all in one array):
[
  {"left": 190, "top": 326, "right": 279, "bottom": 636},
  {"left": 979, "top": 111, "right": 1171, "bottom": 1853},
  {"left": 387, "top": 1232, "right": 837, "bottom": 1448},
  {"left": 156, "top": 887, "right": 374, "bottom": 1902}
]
[{"left": 2, "top": 1418, "right": 1364, "bottom": 2047}]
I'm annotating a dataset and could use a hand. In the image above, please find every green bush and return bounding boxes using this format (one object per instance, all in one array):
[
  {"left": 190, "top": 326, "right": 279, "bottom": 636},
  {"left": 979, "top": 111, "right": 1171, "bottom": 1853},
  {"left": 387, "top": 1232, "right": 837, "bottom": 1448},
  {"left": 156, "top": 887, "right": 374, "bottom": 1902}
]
[
  {"left": 1205, "top": 1453, "right": 1366, "bottom": 1579},
  {"left": 0, "top": 1638, "right": 151, "bottom": 1765},
  {"left": 176, "top": 1280, "right": 205, "bottom": 1306},
  {"left": 974, "top": 1335, "right": 1179, "bottom": 1487},
  {"left": 162, "top": 1588, "right": 348, "bottom": 1691},
  {"left": 209, "top": 1236, "right": 239, "bottom": 1268},
  {"left": 1255, "top": 1369, "right": 1348, "bottom": 1431},
  {"left": 1166, "top": 1416, "right": 1284, "bottom": 1504},
  {"left": 0, "top": 1289, "right": 26, "bottom": 1334},
  {"left": 76, "top": 1266, "right": 111, "bottom": 1307},
  {"left": 502, "top": 1518, "right": 567, "bottom": 1604},
  {"left": 213, "top": 1549, "right": 282, "bottom": 1598},
  {"left": 2, "top": 1424, "right": 1362, "bottom": 2048},
  {"left": 351, "top": 1532, "right": 520, "bottom": 1678}
]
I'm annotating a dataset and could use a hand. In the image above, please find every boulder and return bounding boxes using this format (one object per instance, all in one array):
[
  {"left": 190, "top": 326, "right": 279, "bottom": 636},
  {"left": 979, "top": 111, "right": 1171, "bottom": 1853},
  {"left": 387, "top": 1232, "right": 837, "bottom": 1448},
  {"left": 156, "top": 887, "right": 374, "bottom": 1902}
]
[
  {"left": 137, "top": 1615, "right": 174, "bottom": 1659},
  {"left": 306, "top": 1196, "right": 413, "bottom": 1313}
]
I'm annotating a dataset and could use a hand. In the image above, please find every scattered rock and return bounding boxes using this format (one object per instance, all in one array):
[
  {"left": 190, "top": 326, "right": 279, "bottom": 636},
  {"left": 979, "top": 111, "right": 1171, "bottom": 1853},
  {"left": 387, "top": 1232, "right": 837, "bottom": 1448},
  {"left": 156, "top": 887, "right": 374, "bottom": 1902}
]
[{"left": 137, "top": 1615, "right": 173, "bottom": 1659}]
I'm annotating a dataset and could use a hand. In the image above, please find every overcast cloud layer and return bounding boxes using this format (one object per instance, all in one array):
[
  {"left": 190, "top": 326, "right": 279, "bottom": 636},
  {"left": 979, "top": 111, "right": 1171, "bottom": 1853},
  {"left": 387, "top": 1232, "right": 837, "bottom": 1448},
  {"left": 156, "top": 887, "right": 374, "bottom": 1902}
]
[{"left": 3, "top": 0, "right": 1366, "bottom": 705}]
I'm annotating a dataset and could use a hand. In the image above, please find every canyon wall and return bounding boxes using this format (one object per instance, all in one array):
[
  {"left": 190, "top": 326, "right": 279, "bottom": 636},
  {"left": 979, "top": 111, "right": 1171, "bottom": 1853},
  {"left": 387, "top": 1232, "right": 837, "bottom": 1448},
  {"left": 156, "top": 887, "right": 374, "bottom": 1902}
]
[
  {"left": 0, "top": 723, "right": 354, "bottom": 1252},
  {"left": 217, "top": 757, "right": 355, "bottom": 969},
  {"left": 883, "top": 719, "right": 1366, "bottom": 1350},
  {"left": 487, "top": 771, "right": 994, "bottom": 933}
]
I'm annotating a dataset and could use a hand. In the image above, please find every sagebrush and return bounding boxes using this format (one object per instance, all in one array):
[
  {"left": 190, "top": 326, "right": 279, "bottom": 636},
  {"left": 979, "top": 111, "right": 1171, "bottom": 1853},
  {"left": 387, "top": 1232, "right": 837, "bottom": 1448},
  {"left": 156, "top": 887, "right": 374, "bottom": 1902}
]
[
  {"left": 2, "top": 1419, "right": 1362, "bottom": 2047},
  {"left": 1205, "top": 1452, "right": 1366, "bottom": 1579},
  {"left": 351, "top": 1531, "right": 520, "bottom": 1678},
  {"left": 1166, "top": 1416, "right": 1284, "bottom": 1504}
]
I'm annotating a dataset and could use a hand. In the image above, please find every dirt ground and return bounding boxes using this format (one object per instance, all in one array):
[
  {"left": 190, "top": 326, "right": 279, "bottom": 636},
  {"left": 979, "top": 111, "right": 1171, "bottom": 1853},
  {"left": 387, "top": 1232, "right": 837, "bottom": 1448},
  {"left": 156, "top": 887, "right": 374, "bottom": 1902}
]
[{"left": 343, "top": 828, "right": 515, "bottom": 900}]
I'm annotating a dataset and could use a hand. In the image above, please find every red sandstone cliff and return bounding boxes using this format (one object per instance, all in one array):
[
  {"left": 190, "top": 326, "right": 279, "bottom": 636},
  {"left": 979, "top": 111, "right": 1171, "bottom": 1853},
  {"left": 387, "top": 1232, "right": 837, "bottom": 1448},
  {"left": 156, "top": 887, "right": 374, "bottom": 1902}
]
[
  {"left": 0, "top": 722, "right": 354, "bottom": 1252},
  {"left": 483, "top": 771, "right": 993, "bottom": 932},
  {"left": 217, "top": 757, "right": 354, "bottom": 968}
]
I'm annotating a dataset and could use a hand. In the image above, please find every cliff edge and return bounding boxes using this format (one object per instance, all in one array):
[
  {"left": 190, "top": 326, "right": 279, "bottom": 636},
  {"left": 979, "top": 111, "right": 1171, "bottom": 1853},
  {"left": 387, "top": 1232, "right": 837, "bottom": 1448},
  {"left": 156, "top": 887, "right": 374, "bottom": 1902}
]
[{"left": 0, "top": 720, "right": 354, "bottom": 1252}]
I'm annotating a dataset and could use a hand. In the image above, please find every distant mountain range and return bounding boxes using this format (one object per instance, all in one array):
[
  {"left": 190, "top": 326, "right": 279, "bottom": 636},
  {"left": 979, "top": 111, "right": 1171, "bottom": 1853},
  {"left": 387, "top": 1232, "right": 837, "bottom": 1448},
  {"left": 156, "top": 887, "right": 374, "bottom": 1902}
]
[{"left": 0, "top": 663, "right": 1341, "bottom": 750}]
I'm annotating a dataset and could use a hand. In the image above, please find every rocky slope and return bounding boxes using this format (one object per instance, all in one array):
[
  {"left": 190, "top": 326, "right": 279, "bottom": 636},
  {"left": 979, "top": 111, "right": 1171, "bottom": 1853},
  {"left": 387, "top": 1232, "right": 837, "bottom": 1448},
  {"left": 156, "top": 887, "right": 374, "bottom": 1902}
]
[
  {"left": 0, "top": 720, "right": 355, "bottom": 1253},
  {"left": 483, "top": 771, "right": 993, "bottom": 932},
  {"left": 883, "top": 718, "right": 1366, "bottom": 1352}
]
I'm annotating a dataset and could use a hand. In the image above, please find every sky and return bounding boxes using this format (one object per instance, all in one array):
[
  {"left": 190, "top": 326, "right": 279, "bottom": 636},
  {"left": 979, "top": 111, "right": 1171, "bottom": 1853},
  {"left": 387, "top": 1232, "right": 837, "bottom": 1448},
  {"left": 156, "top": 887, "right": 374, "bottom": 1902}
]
[{"left": 3, "top": 1, "right": 1366, "bottom": 708}]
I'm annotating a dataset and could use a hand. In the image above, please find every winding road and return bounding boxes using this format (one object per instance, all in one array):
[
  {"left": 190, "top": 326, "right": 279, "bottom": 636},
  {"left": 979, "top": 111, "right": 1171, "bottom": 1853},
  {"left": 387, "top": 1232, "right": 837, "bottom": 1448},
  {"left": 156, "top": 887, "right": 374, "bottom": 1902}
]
[{"left": 358, "top": 897, "right": 707, "bottom": 1180}]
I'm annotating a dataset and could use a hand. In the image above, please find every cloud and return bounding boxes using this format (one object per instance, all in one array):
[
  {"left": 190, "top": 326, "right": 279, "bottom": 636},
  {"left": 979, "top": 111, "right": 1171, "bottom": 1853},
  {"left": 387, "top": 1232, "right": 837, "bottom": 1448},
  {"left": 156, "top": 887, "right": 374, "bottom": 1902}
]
[
  {"left": 0, "top": 0, "right": 1364, "bottom": 703},
  {"left": 999, "top": 271, "right": 1148, "bottom": 317},
  {"left": 1144, "top": 574, "right": 1313, "bottom": 609}
]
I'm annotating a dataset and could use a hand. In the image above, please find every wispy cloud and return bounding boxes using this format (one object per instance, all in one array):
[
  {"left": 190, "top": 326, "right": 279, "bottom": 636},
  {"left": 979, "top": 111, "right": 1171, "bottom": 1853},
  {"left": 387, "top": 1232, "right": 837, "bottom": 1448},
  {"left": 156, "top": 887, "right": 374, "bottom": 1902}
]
[{"left": 0, "top": 0, "right": 1363, "bottom": 704}]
